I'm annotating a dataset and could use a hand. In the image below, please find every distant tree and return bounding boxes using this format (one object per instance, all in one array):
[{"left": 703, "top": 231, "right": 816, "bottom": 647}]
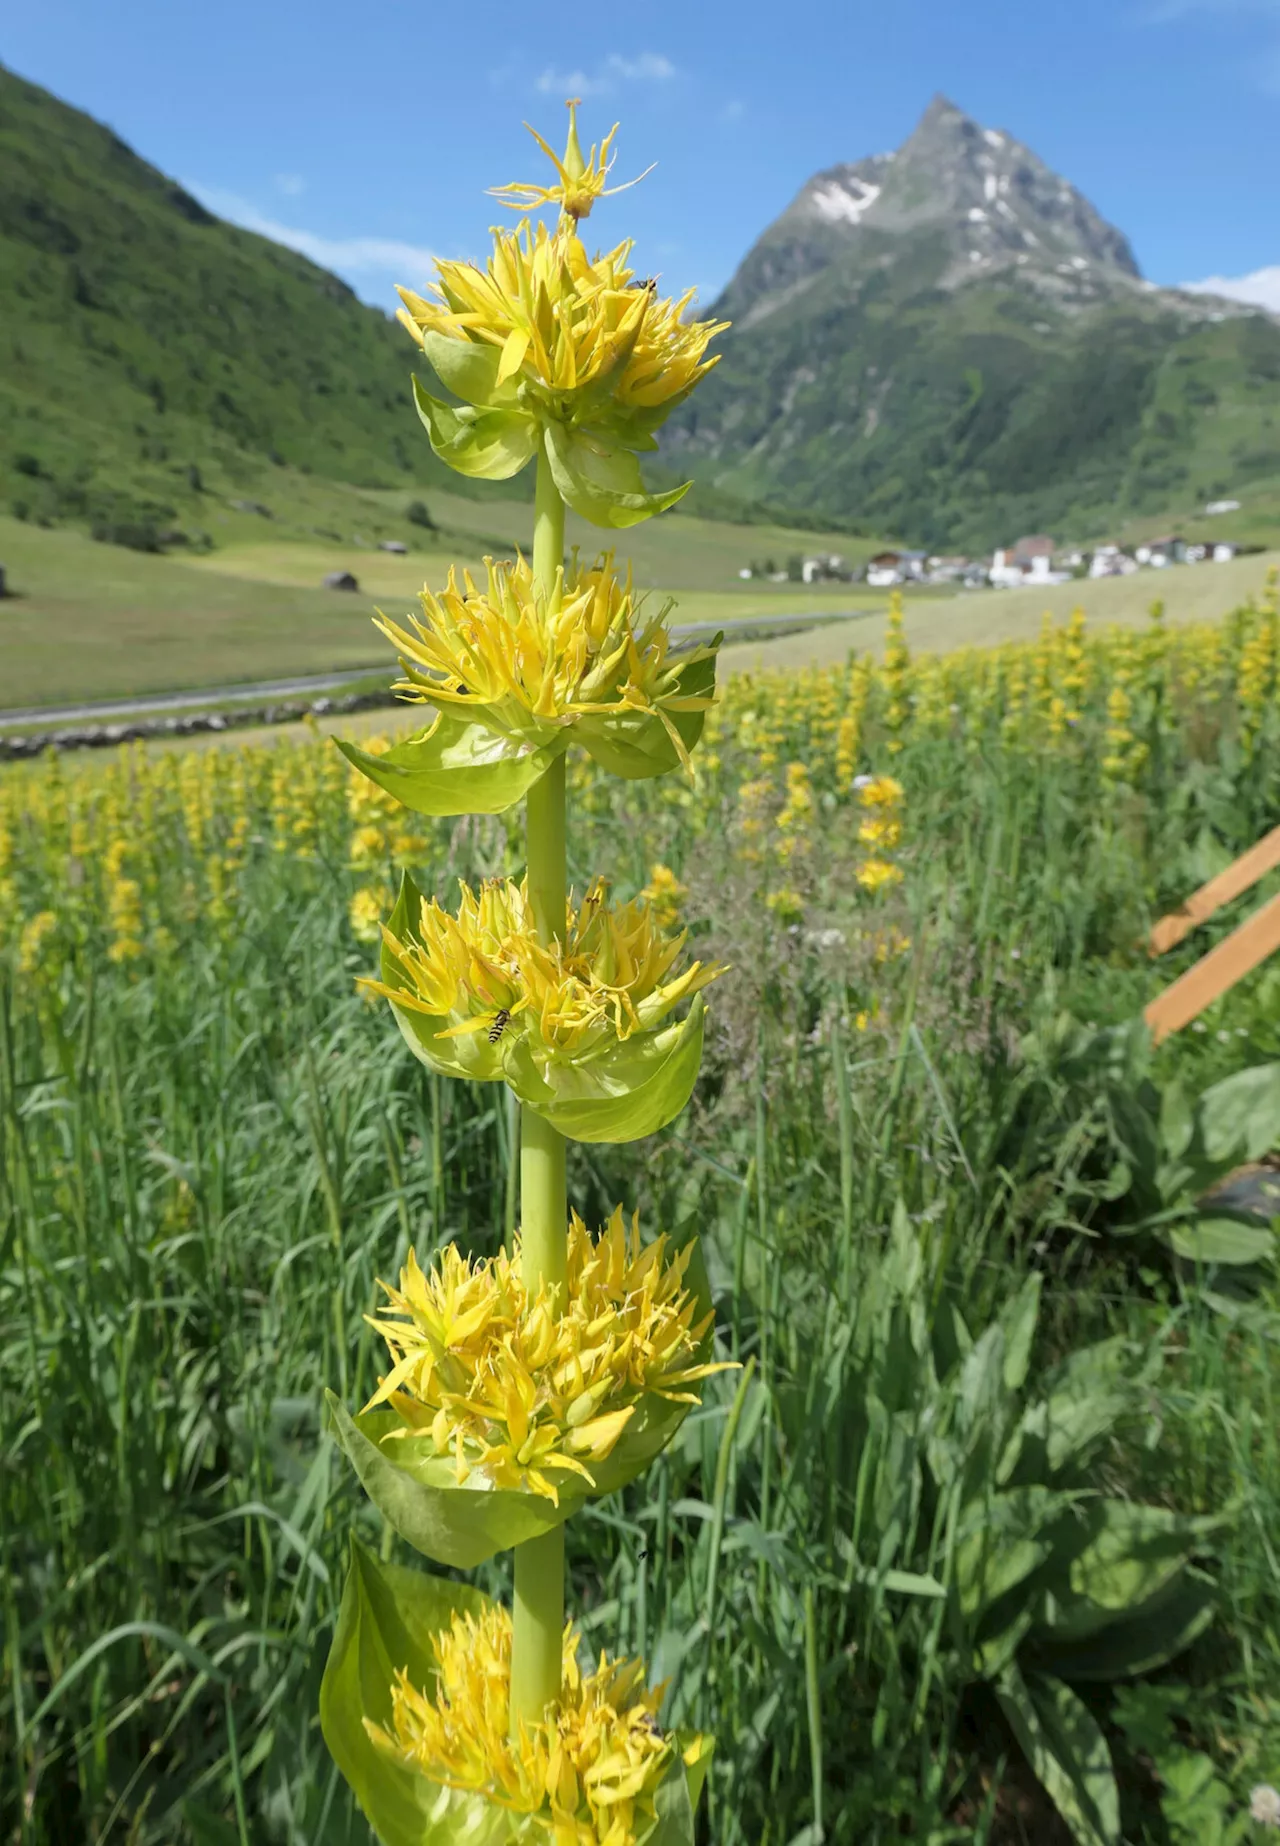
[
  {"left": 786, "top": 554, "right": 804, "bottom": 582},
  {"left": 406, "top": 499, "right": 435, "bottom": 530}
]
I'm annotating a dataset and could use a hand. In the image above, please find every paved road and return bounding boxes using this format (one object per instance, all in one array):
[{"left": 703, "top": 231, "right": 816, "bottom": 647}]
[{"left": 0, "top": 609, "right": 874, "bottom": 731}]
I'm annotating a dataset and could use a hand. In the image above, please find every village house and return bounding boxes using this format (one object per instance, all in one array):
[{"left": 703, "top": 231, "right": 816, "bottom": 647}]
[
  {"left": 1088, "top": 545, "right": 1138, "bottom": 579},
  {"left": 989, "top": 534, "right": 1069, "bottom": 588},
  {"left": 925, "top": 555, "right": 971, "bottom": 584},
  {"left": 865, "top": 549, "right": 927, "bottom": 587},
  {"left": 801, "top": 552, "right": 852, "bottom": 583},
  {"left": 1134, "top": 535, "right": 1186, "bottom": 568}
]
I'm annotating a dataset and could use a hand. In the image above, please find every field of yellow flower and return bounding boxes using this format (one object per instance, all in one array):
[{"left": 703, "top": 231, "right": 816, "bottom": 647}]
[{"left": 3, "top": 578, "right": 1280, "bottom": 1845}]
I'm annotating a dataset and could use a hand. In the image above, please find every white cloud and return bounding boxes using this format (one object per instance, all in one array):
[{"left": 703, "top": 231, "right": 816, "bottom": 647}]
[
  {"left": 1182, "top": 264, "right": 1280, "bottom": 312},
  {"left": 273, "top": 173, "right": 307, "bottom": 197},
  {"left": 718, "top": 98, "right": 746, "bottom": 125},
  {"left": 186, "top": 184, "right": 437, "bottom": 297},
  {"left": 532, "top": 51, "right": 678, "bottom": 98}
]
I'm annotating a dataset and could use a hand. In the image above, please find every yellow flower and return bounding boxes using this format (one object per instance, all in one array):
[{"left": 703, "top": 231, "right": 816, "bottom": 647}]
[
  {"left": 858, "top": 815, "right": 902, "bottom": 851},
  {"left": 17, "top": 909, "right": 58, "bottom": 976},
  {"left": 765, "top": 887, "right": 804, "bottom": 923},
  {"left": 489, "top": 100, "right": 652, "bottom": 225},
  {"left": 367, "top": 1603, "right": 680, "bottom": 1846},
  {"left": 855, "top": 774, "right": 904, "bottom": 810},
  {"left": 375, "top": 552, "right": 716, "bottom": 770},
  {"left": 349, "top": 824, "right": 386, "bottom": 865},
  {"left": 397, "top": 218, "right": 726, "bottom": 420},
  {"left": 855, "top": 858, "right": 903, "bottom": 893},
  {"left": 363, "top": 1209, "right": 726, "bottom": 1503},
  {"left": 367, "top": 875, "right": 726, "bottom": 1081},
  {"left": 350, "top": 885, "right": 392, "bottom": 943},
  {"left": 639, "top": 862, "right": 686, "bottom": 929}
]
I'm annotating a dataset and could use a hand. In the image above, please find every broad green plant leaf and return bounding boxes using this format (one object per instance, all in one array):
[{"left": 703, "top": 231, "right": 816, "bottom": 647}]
[
  {"left": 504, "top": 995, "right": 708, "bottom": 1143},
  {"left": 412, "top": 377, "right": 538, "bottom": 480},
  {"left": 336, "top": 714, "right": 566, "bottom": 818},
  {"left": 420, "top": 332, "right": 521, "bottom": 410},
  {"left": 1033, "top": 1574, "right": 1217, "bottom": 1681},
  {"left": 1195, "top": 1062, "right": 1280, "bottom": 1167},
  {"left": 578, "top": 648, "right": 720, "bottom": 780},
  {"left": 1002, "top": 1273, "right": 1042, "bottom": 1392},
  {"left": 952, "top": 1487, "right": 1073, "bottom": 1621},
  {"left": 996, "top": 1665, "right": 1120, "bottom": 1846},
  {"left": 1059, "top": 1500, "right": 1227, "bottom": 1617},
  {"left": 1167, "top": 1214, "right": 1276, "bottom": 1266},
  {"left": 544, "top": 422, "right": 690, "bottom": 528},
  {"left": 327, "top": 1395, "right": 581, "bottom": 1570},
  {"left": 320, "top": 1537, "right": 505, "bottom": 1846}
]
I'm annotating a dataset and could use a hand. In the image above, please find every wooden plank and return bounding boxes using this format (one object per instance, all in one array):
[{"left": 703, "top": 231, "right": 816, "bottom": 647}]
[
  {"left": 1145, "top": 888, "right": 1280, "bottom": 1044},
  {"left": 1150, "top": 824, "right": 1280, "bottom": 956}
]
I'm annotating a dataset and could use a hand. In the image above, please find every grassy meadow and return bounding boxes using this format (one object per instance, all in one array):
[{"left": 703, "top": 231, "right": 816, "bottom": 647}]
[
  {"left": 719, "top": 548, "right": 1280, "bottom": 675},
  {"left": 5, "top": 584, "right": 1280, "bottom": 1845},
  {"left": 0, "top": 504, "right": 874, "bottom": 712}
]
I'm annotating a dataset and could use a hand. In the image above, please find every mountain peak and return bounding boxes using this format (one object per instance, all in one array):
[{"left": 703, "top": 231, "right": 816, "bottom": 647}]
[{"left": 717, "top": 97, "right": 1141, "bottom": 325}]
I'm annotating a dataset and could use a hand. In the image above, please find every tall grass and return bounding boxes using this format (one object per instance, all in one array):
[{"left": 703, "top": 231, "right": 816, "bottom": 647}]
[{"left": 3, "top": 596, "right": 1280, "bottom": 1843}]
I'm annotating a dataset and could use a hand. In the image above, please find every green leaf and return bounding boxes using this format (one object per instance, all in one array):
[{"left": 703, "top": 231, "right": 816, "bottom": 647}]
[
  {"left": 336, "top": 713, "right": 566, "bottom": 818},
  {"left": 1167, "top": 1215, "right": 1276, "bottom": 1266},
  {"left": 319, "top": 1537, "right": 505, "bottom": 1846},
  {"left": 1195, "top": 1062, "right": 1280, "bottom": 1166},
  {"left": 1058, "top": 1499, "right": 1226, "bottom": 1617},
  {"left": 412, "top": 377, "right": 537, "bottom": 480},
  {"left": 1159, "top": 1078, "right": 1194, "bottom": 1163},
  {"left": 953, "top": 1488, "right": 1071, "bottom": 1621},
  {"left": 996, "top": 1665, "right": 1120, "bottom": 1846},
  {"left": 420, "top": 332, "right": 521, "bottom": 410},
  {"left": 504, "top": 996, "right": 707, "bottom": 1144},
  {"left": 1034, "top": 1574, "right": 1217, "bottom": 1681},
  {"left": 1002, "top": 1273, "right": 1042, "bottom": 1393},
  {"left": 544, "top": 422, "right": 691, "bottom": 529},
  {"left": 327, "top": 1394, "right": 581, "bottom": 1570},
  {"left": 578, "top": 646, "right": 720, "bottom": 780}
]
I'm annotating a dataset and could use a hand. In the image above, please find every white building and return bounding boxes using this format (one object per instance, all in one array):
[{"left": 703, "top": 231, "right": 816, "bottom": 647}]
[{"left": 1089, "top": 545, "right": 1138, "bottom": 579}]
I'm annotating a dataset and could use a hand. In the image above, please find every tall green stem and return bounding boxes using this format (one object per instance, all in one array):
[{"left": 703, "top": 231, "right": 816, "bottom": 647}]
[{"left": 511, "top": 435, "right": 568, "bottom": 1737}]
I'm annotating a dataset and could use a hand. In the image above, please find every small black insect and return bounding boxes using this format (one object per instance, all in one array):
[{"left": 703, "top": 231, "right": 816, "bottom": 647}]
[
  {"left": 639, "top": 1713, "right": 664, "bottom": 1739},
  {"left": 628, "top": 277, "right": 658, "bottom": 291},
  {"left": 487, "top": 1008, "right": 512, "bottom": 1044}
]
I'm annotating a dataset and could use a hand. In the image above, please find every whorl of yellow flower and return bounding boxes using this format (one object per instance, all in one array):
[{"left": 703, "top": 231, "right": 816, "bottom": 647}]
[
  {"left": 17, "top": 909, "right": 58, "bottom": 977},
  {"left": 856, "top": 774, "right": 904, "bottom": 811},
  {"left": 364, "top": 1209, "right": 724, "bottom": 1503},
  {"left": 639, "top": 863, "right": 686, "bottom": 930},
  {"left": 396, "top": 216, "right": 726, "bottom": 417},
  {"left": 855, "top": 858, "right": 903, "bottom": 892},
  {"left": 369, "top": 876, "right": 725, "bottom": 1069},
  {"left": 368, "top": 1603, "right": 674, "bottom": 1846},
  {"left": 490, "top": 100, "right": 652, "bottom": 225},
  {"left": 375, "top": 553, "right": 715, "bottom": 768}
]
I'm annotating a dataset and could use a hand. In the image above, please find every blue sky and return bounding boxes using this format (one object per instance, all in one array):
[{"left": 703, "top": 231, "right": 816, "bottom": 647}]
[{"left": 5, "top": 0, "right": 1279, "bottom": 314}]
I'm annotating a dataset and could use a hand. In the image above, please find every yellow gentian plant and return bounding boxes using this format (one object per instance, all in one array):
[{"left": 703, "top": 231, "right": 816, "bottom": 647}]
[{"left": 319, "top": 105, "right": 729, "bottom": 1846}]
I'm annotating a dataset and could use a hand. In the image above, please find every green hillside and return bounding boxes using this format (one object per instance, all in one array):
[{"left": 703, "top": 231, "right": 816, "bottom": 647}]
[
  {"left": 664, "top": 97, "right": 1280, "bottom": 552},
  {"left": 0, "top": 64, "right": 837, "bottom": 550},
  {"left": 0, "top": 61, "right": 504, "bottom": 540}
]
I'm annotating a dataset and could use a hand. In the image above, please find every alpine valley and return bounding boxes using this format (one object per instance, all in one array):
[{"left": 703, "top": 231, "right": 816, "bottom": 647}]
[
  {"left": 1, "top": 66, "right": 1277, "bottom": 554},
  {"left": 661, "top": 95, "right": 1280, "bottom": 551}
]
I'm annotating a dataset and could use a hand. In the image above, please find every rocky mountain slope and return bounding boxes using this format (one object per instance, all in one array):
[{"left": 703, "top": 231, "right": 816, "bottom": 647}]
[{"left": 665, "top": 96, "right": 1280, "bottom": 550}]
